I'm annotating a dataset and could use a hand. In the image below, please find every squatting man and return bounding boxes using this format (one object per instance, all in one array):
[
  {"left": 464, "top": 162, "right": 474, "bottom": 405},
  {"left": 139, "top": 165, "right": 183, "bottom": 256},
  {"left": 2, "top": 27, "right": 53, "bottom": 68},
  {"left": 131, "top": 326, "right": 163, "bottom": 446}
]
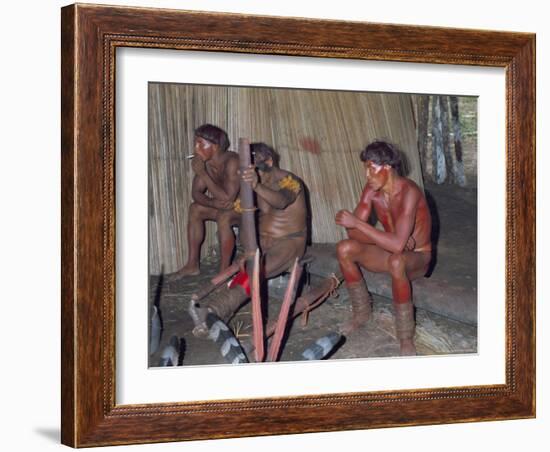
[
  {"left": 169, "top": 124, "right": 241, "bottom": 279},
  {"left": 335, "top": 141, "right": 432, "bottom": 356}
]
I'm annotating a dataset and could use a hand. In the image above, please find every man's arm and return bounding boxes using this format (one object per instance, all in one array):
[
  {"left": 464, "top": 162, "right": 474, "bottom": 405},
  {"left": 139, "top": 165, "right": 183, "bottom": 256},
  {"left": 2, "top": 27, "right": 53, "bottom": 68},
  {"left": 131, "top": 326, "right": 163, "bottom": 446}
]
[
  {"left": 353, "top": 185, "right": 373, "bottom": 222},
  {"left": 254, "top": 174, "right": 300, "bottom": 209},
  {"left": 354, "top": 189, "right": 419, "bottom": 253},
  {"left": 192, "top": 156, "right": 239, "bottom": 202},
  {"left": 341, "top": 186, "right": 374, "bottom": 243},
  {"left": 350, "top": 185, "right": 373, "bottom": 232},
  {"left": 240, "top": 166, "right": 300, "bottom": 209},
  {"left": 221, "top": 157, "right": 240, "bottom": 202},
  {"left": 191, "top": 174, "right": 214, "bottom": 208}
]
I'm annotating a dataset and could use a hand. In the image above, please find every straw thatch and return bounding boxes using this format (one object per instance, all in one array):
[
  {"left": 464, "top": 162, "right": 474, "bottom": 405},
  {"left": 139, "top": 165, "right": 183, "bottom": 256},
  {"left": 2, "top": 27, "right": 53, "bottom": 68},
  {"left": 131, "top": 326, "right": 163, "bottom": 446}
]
[{"left": 149, "top": 83, "right": 421, "bottom": 275}]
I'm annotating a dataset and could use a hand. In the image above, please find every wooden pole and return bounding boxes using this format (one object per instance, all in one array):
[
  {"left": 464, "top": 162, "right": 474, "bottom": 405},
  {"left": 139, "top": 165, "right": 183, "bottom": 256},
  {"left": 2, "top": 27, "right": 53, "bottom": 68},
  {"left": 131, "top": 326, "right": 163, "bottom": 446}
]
[
  {"left": 440, "top": 96, "right": 455, "bottom": 184},
  {"left": 267, "top": 258, "right": 303, "bottom": 362},
  {"left": 449, "top": 96, "right": 467, "bottom": 187},
  {"left": 238, "top": 138, "right": 264, "bottom": 361},
  {"left": 251, "top": 248, "right": 264, "bottom": 362},
  {"left": 416, "top": 95, "right": 430, "bottom": 180},
  {"left": 431, "top": 95, "right": 447, "bottom": 184},
  {"left": 238, "top": 138, "right": 259, "bottom": 267},
  {"left": 245, "top": 273, "right": 341, "bottom": 356}
]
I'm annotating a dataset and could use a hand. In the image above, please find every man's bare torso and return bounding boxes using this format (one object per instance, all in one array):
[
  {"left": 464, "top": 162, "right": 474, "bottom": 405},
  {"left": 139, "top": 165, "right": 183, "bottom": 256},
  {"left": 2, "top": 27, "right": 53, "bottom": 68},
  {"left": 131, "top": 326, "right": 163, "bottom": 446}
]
[
  {"left": 257, "top": 168, "right": 307, "bottom": 238},
  {"left": 198, "top": 151, "right": 239, "bottom": 201},
  {"left": 368, "top": 178, "right": 431, "bottom": 253}
]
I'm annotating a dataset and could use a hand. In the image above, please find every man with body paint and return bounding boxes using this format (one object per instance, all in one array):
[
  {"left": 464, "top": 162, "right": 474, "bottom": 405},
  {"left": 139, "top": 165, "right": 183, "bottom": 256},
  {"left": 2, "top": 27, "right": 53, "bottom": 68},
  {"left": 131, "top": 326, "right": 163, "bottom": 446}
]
[
  {"left": 170, "top": 124, "right": 241, "bottom": 278},
  {"left": 335, "top": 141, "right": 432, "bottom": 356}
]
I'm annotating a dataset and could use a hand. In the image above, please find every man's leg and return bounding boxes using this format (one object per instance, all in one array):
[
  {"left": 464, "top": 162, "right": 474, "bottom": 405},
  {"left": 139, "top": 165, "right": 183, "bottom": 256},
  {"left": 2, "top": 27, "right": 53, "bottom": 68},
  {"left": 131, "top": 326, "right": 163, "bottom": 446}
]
[
  {"left": 216, "top": 210, "right": 241, "bottom": 272},
  {"left": 263, "top": 236, "right": 306, "bottom": 278},
  {"left": 336, "top": 239, "right": 390, "bottom": 333},
  {"left": 387, "top": 251, "right": 431, "bottom": 356},
  {"left": 172, "top": 202, "right": 217, "bottom": 278}
]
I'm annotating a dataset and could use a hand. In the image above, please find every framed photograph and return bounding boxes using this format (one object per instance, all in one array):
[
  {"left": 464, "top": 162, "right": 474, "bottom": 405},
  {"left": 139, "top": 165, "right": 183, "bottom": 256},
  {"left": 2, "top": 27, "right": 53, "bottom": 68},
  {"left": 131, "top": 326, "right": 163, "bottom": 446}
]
[
  {"left": 61, "top": 3, "right": 535, "bottom": 447},
  {"left": 144, "top": 81, "right": 478, "bottom": 370}
]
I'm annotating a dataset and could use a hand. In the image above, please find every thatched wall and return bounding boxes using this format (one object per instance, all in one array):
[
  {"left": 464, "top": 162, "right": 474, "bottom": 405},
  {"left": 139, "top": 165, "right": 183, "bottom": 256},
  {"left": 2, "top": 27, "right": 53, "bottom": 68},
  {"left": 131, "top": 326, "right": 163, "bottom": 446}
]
[{"left": 149, "top": 83, "right": 421, "bottom": 275}]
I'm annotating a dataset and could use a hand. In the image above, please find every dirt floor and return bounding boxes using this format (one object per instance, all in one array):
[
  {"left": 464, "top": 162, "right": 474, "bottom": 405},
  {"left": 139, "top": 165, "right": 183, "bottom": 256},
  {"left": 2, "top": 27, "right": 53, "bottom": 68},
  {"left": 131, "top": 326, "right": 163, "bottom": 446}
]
[{"left": 149, "top": 181, "right": 478, "bottom": 367}]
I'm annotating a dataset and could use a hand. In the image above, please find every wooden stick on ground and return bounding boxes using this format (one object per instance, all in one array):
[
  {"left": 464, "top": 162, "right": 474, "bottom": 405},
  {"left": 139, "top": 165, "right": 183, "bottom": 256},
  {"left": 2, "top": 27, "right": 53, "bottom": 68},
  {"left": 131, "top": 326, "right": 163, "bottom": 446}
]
[
  {"left": 190, "top": 261, "right": 241, "bottom": 302},
  {"left": 251, "top": 248, "right": 264, "bottom": 362},
  {"left": 267, "top": 258, "right": 304, "bottom": 362}
]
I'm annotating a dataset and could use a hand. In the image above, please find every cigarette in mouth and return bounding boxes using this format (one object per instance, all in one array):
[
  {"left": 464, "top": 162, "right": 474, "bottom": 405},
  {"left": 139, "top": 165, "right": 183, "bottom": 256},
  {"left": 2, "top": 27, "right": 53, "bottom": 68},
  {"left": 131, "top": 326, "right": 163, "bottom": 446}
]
[{"left": 186, "top": 154, "right": 195, "bottom": 159}]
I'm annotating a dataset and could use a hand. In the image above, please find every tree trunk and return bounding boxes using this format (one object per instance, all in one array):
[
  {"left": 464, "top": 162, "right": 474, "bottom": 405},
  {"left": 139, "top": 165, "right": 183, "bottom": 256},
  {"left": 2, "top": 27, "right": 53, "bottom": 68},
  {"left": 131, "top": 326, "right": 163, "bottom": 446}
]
[
  {"left": 416, "top": 95, "right": 430, "bottom": 181},
  {"left": 440, "top": 96, "right": 455, "bottom": 184},
  {"left": 431, "top": 95, "right": 447, "bottom": 184},
  {"left": 449, "top": 96, "right": 467, "bottom": 187}
]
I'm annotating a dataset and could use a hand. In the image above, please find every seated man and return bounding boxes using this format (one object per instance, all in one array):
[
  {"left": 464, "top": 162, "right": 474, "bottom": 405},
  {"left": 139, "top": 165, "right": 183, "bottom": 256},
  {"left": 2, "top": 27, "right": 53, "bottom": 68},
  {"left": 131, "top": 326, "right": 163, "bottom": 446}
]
[
  {"left": 335, "top": 141, "right": 432, "bottom": 356},
  {"left": 191, "top": 142, "right": 308, "bottom": 331},
  {"left": 171, "top": 124, "right": 241, "bottom": 277}
]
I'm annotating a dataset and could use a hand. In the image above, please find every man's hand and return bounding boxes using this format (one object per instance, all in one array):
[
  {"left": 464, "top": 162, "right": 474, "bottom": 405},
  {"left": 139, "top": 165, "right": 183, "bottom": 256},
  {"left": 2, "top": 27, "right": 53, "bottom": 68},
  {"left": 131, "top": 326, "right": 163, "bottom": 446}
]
[
  {"left": 404, "top": 236, "right": 416, "bottom": 252},
  {"left": 211, "top": 199, "right": 234, "bottom": 210},
  {"left": 335, "top": 209, "right": 358, "bottom": 229},
  {"left": 240, "top": 165, "right": 259, "bottom": 189},
  {"left": 191, "top": 156, "right": 207, "bottom": 175}
]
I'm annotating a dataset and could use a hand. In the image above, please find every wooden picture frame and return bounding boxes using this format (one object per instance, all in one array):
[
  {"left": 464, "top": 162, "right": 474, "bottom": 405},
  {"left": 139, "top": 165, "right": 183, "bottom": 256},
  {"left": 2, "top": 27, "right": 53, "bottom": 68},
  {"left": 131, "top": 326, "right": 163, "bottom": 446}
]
[{"left": 61, "top": 3, "right": 535, "bottom": 447}]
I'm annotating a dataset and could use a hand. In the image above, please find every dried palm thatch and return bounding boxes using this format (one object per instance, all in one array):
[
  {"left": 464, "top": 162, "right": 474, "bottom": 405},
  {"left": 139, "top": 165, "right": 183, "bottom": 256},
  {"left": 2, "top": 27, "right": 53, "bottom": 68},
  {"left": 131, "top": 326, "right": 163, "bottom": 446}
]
[{"left": 149, "top": 83, "right": 421, "bottom": 275}]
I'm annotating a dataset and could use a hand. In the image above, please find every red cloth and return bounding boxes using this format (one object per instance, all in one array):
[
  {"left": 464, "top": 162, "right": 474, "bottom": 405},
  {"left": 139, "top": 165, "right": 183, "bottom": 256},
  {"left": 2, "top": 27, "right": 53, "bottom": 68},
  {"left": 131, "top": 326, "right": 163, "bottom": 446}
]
[{"left": 228, "top": 270, "right": 251, "bottom": 296}]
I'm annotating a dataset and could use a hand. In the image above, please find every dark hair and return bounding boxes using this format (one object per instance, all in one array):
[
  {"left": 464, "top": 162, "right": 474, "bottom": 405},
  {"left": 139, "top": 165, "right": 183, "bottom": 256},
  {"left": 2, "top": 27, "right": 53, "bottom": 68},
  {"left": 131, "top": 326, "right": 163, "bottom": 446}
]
[
  {"left": 360, "top": 140, "right": 402, "bottom": 169},
  {"left": 194, "top": 124, "right": 230, "bottom": 152},
  {"left": 251, "top": 142, "right": 280, "bottom": 167}
]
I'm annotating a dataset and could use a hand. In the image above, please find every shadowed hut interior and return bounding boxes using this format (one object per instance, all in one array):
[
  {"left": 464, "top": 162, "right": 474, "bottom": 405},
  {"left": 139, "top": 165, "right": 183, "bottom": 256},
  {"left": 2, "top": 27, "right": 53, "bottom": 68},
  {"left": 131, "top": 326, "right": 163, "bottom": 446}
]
[{"left": 148, "top": 83, "right": 422, "bottom": 275}]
